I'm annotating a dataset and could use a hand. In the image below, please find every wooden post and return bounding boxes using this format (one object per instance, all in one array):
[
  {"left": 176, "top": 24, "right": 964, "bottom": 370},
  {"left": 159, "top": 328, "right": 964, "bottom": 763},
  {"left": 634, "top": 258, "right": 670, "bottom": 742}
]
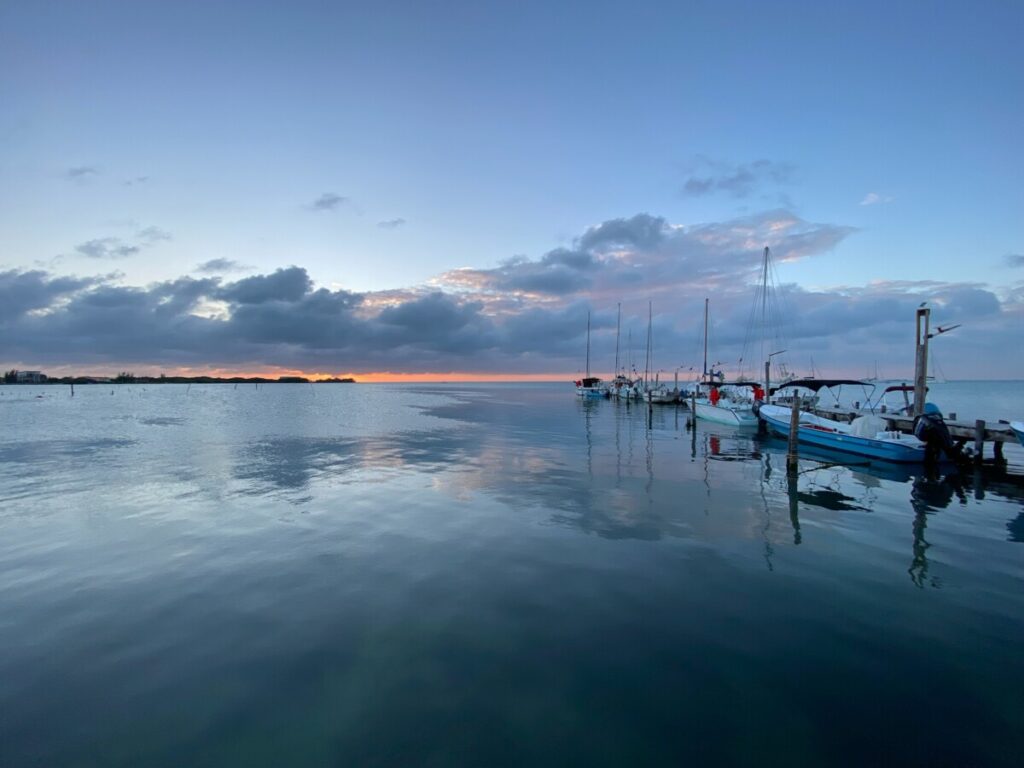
[
  {"left": 787, "top": 394, "right": 801, "bottom": 472},
  {"left": 913, "top": 308, "right": 930, "bottom": 418},
  {"left": 974, "top": 419, "right": 985, "bottom": 463},
  {"left": 994, "top": 439, "right": 1005, "bottom": 464},
  {"left": 764, "top": 360, "right": 770, "bottom": 403},
  {"left": 70, "top": 382, "right": 74, "bottom": 397}
]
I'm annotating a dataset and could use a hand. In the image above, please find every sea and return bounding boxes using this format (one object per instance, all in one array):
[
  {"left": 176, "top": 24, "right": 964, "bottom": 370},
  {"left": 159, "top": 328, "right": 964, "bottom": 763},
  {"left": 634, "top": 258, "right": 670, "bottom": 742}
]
[{"left": 1, "top": 380, "right": 1022, "bottom": 767}]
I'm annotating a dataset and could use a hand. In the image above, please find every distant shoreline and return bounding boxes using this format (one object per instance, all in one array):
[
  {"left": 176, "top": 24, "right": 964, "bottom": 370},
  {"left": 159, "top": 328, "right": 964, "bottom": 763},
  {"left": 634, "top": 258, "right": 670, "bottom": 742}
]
[{"left": 3, "top": 376, "right": 356, "bottom": 385}]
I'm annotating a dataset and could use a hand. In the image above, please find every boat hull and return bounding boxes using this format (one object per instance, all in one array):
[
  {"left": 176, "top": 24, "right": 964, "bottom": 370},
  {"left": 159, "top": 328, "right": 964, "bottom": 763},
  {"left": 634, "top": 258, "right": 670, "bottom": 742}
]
[
  {"left": 1011, "top": 421, "right": 1024, "bottom": 448},
  {"left": 693, "top": 400, "right": 758, "bottom": 427},
  {"left": 759, "top": 404, "right": 926, "bottom": 463}
]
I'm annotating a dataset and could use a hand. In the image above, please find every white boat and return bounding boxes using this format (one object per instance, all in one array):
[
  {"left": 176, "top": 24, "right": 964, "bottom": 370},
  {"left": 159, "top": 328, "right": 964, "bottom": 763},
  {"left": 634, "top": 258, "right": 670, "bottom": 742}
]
[
  {"left": 646, "top": 384, "right": 679, "bottom": 405},
  {"left": 692, "top": 298, "right": 758, "bottom": 426},
  {"left": 1011, "top": 421, "right": 1024, "bottom": 447},
  {"left": 574, "top": 311, "right": 607, "bottom": 398},
  {"left": 693, "top": 385, "right": 759, "bottom": 426}
]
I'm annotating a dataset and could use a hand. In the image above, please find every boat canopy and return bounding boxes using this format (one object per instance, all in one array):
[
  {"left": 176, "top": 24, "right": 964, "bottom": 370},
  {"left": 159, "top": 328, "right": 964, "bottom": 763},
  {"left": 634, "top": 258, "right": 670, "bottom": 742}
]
[
  {"left": 769, "top": 378, "right": 867, "bottom": 394},
  {"left": 880, "top": 383, "right": 927, "bottom": 395}
]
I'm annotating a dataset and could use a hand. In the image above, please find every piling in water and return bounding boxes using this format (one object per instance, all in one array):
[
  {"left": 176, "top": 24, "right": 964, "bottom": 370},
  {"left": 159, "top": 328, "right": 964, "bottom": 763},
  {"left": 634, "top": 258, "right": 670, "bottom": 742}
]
[{"left": 787, "top": 394, "right": 801, "bottom": 472}]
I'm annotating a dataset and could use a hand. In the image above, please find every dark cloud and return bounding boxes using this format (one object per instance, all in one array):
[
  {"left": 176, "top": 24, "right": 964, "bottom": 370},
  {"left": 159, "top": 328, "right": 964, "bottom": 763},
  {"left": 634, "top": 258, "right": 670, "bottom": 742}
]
[
  {"left": 2, "top": 210, "right": 1020, "bottom": 377},
  {"left": 217, "top": 267, "right": 312, "bottom": 304},
  {"left": 309, "top": 192, "right": 347, "bottom": 211},
  {"left": 1004, "top": 253, "right": 1024, "bottom": 267},
  {"left": 66, "top": 166, "right": 98, "bottom": 181},
  {"left": 578, "top": 214, "right": 668, "bottom": 251},
  {"left": 0, "top": 270, "right": 98, "bottom": 324},
  {"left": 194, "top": 258, "right": 251, "bottom": 274},
  {"left": 377, "top": 218, "right": 406, "bottom": 229},
  {"left": 682, "top": 158, "right": 795, "bottom": 198}
]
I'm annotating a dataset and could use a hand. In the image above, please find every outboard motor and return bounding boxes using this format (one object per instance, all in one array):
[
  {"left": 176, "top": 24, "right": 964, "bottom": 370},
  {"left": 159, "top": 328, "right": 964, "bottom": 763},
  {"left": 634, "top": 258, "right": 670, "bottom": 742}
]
[{"left": 913, "top": 403, "right": 964, "bottom": 465}]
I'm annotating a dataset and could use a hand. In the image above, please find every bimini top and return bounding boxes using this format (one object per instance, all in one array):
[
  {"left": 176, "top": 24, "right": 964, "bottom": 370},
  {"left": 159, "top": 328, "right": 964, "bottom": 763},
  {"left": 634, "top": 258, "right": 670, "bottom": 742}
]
[{"left": 769, "top": 378, "right": 868, "bottom": 394}]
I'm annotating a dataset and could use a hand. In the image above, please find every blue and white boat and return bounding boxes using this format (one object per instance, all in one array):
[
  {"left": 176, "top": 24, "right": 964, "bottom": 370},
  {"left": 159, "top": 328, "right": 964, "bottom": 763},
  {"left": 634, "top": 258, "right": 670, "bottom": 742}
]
[
  {"left": 574, "top": 311, "right": 608, "bottom": 398},
  {"left": 758, "top": 398, "right": 927, "bottom": 463},
  {"left": 1011, "top": 421, "right": 1024, "bottom": 447},
  {"left": 575, "top": 376, "right": 608, "bottom": 398}
]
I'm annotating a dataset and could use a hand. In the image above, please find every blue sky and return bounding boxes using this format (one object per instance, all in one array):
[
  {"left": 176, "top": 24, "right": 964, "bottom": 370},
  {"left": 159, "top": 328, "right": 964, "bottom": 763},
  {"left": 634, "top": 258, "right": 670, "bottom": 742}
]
[{"left": 1, "top": 1, "right": 1022, "bottom": 377}]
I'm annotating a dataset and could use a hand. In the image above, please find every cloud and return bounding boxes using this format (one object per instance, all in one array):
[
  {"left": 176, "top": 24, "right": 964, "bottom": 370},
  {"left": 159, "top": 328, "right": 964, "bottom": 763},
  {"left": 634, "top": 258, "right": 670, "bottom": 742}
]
[
  {"left": 309, "top": 192, "right": 348, "bottom": 211},
  {"left": 124, "top": 176, "right": 150, "bottom": 186},
  {"left": 377, "top": 218, "right": 406, "bottom": 229},
  {"left": 0, "top": 270, "right": 99, "bottom": 324},
  {"left": 3, "top": 210, "right": 1020, "bottom": 378},
  {"left": 194, "top": 258, "right": 251, "bottom": 274},
  {"left": 682, "top": 158, "right": 795, "bottom": 198},
  {"left": 70, "top": 225, "right": 171, "bottom": 260},
  {"left": 859, "top": 192, "right": 894, "bottom": 206},
  {"left": 75, "top": 238, "right": 141, "bottom": 260},
  {"left": 65, "top": 166, "right": 98, "bottom": 181},
  {"left": 217, "top": 267, "right": 312, "bottom": 304},
  {"left": 1004, "top": 253, "right": 1024, "bottom": 267},
  {"left": 136, "top": 226, "right": 172, "bottom": 244}
]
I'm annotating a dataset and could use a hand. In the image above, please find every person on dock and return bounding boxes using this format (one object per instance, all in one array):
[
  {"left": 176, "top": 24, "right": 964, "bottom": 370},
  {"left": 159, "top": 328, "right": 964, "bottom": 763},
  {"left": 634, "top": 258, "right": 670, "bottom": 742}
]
[{"left": 913, "top": 403, "right": 968, "bottom": 467}]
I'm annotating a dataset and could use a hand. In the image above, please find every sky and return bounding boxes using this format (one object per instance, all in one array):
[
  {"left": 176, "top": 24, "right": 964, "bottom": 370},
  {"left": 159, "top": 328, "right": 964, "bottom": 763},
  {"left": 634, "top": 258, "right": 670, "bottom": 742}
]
[{"left": 1, "top": 0, "right": 1022, "bottom": 380}]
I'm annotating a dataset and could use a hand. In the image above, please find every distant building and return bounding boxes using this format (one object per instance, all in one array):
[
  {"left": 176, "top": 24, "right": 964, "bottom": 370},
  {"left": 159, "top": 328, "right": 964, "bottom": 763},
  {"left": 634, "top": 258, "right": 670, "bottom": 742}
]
[{"left": 15, "top": 370, "right": 47, "bottom": 383}]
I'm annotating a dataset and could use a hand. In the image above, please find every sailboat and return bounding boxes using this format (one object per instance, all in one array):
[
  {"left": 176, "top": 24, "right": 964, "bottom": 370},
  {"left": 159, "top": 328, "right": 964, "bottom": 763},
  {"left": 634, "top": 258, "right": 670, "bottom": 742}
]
[
  {"left": 609, "top": 303, "right": 635, "bottom": 399},
  {"left": 642, "top": 302, "right": 678, "bottom": 404},
  {"left": 574, "top": 311, "right": 608, "bottom": 398},
  {"left": 692, "top": 298, "right": 758, "bottom": 426}
]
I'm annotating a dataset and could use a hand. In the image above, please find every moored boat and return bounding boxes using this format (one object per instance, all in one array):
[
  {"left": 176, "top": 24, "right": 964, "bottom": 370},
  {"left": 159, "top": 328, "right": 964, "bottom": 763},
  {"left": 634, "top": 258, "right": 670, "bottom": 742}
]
[
  {"left": 1011, "top": 421, "right": 1024, "bottom": 447},
  {"left": 758, "top": 403, "right": 927, "bottom": 462},
  {"left": 574, "top": 311, "right": 608, "bottom": 398}
]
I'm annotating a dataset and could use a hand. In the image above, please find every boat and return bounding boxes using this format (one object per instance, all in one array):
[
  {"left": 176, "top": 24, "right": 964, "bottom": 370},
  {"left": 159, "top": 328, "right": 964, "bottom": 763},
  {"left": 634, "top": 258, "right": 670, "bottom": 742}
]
[
  {"left": 692, "top": 298, "right": 757, "bottom": 426},
  {"left": 574, "top": 311, "right": 608, "bottom": 398},
  {"left": 693, "top": 383, "right": 759, "bottom": 426},
  {"left": 640, "top": 301, "right": 679, "bottom": 405},
  {"left": 758, "top": 380, "right": 928, "bottom": 463},
  {"left": 1011, "top": 421, "right": 1024, "bottom": 447}
]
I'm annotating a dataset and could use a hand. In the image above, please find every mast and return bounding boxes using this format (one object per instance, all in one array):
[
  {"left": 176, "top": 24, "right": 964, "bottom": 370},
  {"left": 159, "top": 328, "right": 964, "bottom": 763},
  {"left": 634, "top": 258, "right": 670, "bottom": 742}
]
[
  {"left": 644, "top": 301, "right": 652, "bottom": 386},
  {"left": 615, "top": 303, "right": 621, "bottom": 376},
  {"left": 761, "top": 247, "right": 769, "bottom": 348},
  {"left": 586, "top": 311, "right": 591, "bottom": 379},
  {"left": 702, "top": 297, "right": 709, "bottom": 381}
]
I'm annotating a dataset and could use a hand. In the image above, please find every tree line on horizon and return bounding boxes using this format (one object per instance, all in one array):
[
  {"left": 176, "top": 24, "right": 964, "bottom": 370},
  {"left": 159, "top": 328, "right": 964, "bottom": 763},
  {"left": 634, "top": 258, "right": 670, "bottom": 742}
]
[{"left": 2, "top": 369, "right": 356, "bottom": 384}]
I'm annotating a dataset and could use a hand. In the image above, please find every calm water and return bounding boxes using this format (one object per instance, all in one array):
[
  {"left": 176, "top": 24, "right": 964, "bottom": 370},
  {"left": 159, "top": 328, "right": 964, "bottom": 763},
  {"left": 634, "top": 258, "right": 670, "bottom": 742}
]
[{"left": 2, "top": 382, "right": 1023, "bottom": 766}]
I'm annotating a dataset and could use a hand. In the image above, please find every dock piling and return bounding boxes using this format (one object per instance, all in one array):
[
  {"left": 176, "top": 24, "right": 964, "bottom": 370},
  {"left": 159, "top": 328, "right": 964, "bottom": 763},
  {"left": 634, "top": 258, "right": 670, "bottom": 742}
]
[
  {"left": 787, "top": 395, "right": 801, "bottom": 472},
  {"left": 974, "top": 419, "right": 986, "bottom": 464}
]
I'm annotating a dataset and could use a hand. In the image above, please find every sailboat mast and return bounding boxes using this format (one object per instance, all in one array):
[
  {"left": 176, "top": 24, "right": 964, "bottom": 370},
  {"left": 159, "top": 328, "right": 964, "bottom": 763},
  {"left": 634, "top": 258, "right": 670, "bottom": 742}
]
[
  {"left": 644, "top": 301, "right": 652, "bottom": 385},
  {"left": 615, "top": 303, "right": 621, "bottom": 376},
  {"left": 586, "top": 311, "right": 591, "bottom": 379},
  {"left": 761, "top": 247, "right": 770, "bottom": 373},
  {"left": 702, "top": 297, "right": 709, "bottom": 380}
]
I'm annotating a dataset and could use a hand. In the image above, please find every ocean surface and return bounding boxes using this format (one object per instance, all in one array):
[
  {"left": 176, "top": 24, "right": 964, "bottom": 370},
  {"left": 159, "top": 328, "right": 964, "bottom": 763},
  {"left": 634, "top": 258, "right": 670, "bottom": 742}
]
[{"left": 1, "top": 381, "right": 1023, "bottom": 767}]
